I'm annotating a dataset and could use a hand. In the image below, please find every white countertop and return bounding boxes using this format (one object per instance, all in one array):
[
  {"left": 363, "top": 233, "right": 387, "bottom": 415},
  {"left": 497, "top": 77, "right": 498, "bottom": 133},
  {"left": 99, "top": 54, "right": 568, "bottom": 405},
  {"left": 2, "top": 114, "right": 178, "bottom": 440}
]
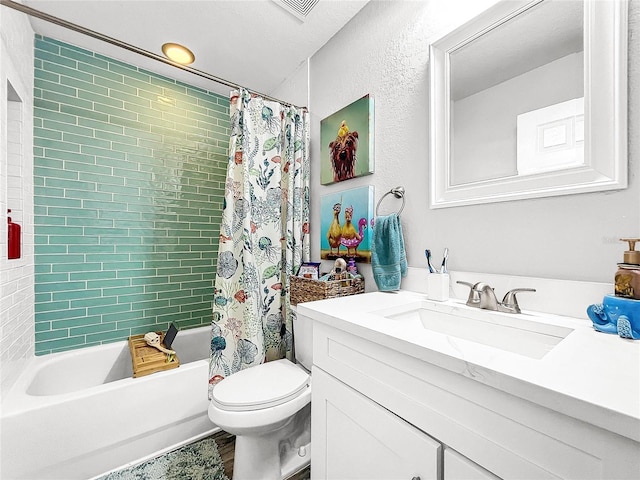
[{"left": 297, "top": 290, "right": 640, "bottom": 443}]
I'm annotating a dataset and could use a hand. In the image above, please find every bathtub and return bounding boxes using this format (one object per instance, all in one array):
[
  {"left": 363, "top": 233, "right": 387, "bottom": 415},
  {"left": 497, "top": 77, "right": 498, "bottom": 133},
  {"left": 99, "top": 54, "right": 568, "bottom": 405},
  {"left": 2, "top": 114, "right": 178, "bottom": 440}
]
[{"left": 0, "top": 325, "right": 217, "bottom": 480}]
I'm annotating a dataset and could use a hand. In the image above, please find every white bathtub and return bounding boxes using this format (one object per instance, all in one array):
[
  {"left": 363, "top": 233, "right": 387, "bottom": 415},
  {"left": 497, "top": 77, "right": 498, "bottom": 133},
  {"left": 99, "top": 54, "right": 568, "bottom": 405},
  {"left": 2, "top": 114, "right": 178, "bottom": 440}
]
[{"left": 0, "top": 325, "right": 216, "bottom": 480}]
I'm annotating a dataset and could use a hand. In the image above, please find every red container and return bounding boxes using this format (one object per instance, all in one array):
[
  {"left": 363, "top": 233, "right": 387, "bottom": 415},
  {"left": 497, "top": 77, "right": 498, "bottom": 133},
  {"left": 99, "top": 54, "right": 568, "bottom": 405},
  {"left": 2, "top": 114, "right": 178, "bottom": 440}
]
[{"left": 7, "top": 209, "right": 21, "bottom": 260}]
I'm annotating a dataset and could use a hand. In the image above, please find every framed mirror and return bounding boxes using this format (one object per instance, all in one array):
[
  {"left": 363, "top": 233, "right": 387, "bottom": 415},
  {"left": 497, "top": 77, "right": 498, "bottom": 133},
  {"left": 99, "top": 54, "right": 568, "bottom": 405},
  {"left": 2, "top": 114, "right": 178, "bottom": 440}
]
[{"left": 429, "top": 0, "right": 627, "bottom": 208}]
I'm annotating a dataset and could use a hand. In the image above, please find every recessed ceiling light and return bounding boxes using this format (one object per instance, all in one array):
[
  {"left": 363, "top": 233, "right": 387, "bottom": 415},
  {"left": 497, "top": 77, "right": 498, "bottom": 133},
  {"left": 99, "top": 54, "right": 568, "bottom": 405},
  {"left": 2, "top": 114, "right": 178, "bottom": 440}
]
[{"left": 161, "top": 43, "right": 195, "bottom": 65}]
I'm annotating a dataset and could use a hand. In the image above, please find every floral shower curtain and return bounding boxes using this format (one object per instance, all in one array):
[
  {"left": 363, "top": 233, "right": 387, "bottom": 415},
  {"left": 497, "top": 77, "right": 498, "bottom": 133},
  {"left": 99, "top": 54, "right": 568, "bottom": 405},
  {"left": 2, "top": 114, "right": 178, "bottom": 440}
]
[{"left": 209, "top": 89, "right": 310, "bottom": 395}]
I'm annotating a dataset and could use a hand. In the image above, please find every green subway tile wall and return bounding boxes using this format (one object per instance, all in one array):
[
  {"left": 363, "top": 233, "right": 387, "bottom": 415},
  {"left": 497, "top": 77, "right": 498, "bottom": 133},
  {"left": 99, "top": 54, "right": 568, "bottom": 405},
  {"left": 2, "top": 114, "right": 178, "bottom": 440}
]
[{"left": 33, "top": 35, "right": 228, "bottom": 355}]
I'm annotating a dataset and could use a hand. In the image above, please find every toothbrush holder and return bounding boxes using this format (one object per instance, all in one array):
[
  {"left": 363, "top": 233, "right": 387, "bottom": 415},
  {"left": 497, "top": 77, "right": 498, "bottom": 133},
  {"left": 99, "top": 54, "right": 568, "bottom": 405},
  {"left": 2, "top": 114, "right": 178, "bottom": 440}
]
[{"left": 427, "top": 273, "right": 450, "bottom": 302}]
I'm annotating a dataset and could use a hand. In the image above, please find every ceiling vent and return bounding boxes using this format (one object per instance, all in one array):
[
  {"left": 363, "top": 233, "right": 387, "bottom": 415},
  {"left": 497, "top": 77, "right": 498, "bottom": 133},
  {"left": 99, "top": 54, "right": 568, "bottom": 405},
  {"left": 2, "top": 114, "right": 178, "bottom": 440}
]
[{"left": 272, "top": 0, "right": 320, "bottom": 21}]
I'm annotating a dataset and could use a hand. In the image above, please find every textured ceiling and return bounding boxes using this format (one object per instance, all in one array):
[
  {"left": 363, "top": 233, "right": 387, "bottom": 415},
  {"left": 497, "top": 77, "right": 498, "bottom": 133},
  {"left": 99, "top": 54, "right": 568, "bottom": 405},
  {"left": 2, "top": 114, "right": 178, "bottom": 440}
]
[{"left": 22, "top": 0, "right": 370, "bottom": 101}]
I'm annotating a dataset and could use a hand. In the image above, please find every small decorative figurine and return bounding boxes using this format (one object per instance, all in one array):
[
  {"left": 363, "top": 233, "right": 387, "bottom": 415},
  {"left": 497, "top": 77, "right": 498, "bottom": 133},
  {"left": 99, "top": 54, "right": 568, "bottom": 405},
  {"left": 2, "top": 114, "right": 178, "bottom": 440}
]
[
  {"left": 331, "top": 258, "right": 349, "bottom": 281},
  {"left": 587, "top": 294, "right": 640, "bottom": 340}
]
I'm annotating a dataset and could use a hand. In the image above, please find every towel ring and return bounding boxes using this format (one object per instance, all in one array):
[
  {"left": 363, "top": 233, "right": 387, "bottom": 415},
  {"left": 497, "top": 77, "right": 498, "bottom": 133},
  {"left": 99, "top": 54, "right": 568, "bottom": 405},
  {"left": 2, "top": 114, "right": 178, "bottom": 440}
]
[{"left": 376, "top": 186, "right": 405, "bottom": 216}]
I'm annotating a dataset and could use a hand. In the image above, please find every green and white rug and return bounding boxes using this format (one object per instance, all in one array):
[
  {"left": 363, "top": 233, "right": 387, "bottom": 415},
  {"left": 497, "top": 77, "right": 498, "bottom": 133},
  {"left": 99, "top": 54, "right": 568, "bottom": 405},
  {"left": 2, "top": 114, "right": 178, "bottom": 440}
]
[{"left": 99, "top": 437, "right": 229, "bottom": 480}]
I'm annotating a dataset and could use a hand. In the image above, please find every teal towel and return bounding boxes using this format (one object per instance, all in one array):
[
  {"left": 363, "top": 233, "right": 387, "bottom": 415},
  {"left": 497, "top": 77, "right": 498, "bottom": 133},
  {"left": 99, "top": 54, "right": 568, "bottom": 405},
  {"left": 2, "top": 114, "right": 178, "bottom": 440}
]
[{"left": 371, "top": 213, "right": 407, "bottom": 291}]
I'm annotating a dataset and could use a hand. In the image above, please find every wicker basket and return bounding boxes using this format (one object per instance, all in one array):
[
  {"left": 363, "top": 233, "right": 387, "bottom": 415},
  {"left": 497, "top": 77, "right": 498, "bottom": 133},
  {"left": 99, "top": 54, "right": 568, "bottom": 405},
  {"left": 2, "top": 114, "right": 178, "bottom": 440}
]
[{"left": 290, "top": 275, "right": 364, "bottom": 305}]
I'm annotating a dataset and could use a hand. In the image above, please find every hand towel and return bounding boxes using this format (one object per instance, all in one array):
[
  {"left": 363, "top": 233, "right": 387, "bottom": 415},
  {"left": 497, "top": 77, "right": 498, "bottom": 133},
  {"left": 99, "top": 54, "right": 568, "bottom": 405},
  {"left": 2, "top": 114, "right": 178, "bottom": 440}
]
[{"left": 371, "top": 213, "right": 407, "bottom": 291}]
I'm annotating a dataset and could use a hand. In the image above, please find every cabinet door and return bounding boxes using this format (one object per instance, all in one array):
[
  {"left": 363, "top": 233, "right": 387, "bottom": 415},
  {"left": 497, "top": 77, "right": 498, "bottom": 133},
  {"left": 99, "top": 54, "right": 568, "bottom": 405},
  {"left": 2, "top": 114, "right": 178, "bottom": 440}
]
[
  {"left": 312, "top": 367, "right": 441, "bottom": 480},
  {"left": 444, "top": 448, "right": 500, "bottom": 480}
]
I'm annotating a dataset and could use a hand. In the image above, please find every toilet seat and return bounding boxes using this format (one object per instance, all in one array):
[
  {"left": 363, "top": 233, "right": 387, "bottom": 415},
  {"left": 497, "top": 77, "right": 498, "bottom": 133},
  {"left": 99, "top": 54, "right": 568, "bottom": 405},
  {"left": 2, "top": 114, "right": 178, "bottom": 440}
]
[{"left": 211, "top": 359, "right": 310, "bottom": 412}]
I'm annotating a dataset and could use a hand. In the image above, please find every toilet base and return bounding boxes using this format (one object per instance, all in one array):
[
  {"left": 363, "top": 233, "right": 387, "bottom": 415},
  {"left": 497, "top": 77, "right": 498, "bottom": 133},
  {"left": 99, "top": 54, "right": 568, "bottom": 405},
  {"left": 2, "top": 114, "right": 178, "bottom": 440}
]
[
  {"left": 233, "top": 437, "right": 311, "bottom": 480},
  {"left": 233, "top": 433, "right": 281, "bottom": 480},
  {"left": 231, "top": 404, "right": 311, "bottom": 480},
  {"left": 281, "top": 441, "right": 311, "bottom": 479},
  {"left": 233, "top": 438, "right": 311, "bottom": 480}
]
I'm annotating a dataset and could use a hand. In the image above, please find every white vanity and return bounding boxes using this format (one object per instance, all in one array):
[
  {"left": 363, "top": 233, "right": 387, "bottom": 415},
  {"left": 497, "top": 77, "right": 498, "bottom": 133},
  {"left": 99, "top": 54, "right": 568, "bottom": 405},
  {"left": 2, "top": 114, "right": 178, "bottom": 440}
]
[{"left": 298, "top": 289, "right": 640, "bottom": 480}]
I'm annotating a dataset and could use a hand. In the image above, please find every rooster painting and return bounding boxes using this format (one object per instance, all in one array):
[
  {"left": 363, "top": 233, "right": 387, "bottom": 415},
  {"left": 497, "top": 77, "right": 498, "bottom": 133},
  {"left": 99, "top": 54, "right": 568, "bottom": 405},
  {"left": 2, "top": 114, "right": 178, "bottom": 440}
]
[{"left": 320, "top": 186, "right": 374, "bottom": 263}]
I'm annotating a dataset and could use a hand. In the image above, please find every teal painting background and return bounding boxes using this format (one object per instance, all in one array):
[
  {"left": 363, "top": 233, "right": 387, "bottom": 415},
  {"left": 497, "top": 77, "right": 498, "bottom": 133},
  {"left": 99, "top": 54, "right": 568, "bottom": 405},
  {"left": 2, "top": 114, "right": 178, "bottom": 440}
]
[{"left": 320, "top": 95, "right": 374, "bottom": 184}]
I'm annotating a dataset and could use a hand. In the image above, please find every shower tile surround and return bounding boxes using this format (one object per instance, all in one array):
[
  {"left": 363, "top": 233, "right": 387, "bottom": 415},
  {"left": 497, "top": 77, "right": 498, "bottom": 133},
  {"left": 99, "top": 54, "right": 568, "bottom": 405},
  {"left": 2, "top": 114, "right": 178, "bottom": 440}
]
[
  {"left": 33, "top": 36, "right": 229, "bottom": 355},
  {"left": 1, "top": 7, "right": 36, "bottom": 398}
]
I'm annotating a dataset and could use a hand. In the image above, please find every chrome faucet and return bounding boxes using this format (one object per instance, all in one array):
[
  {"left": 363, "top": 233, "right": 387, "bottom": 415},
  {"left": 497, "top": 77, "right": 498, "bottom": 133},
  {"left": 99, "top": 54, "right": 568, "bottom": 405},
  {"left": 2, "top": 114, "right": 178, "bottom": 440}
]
[
  {"left": 475, "top": 282, "right": 500, "bottom": 311},
  {"left": 456, "top": 281, "right": 535, "bottom": 314}
]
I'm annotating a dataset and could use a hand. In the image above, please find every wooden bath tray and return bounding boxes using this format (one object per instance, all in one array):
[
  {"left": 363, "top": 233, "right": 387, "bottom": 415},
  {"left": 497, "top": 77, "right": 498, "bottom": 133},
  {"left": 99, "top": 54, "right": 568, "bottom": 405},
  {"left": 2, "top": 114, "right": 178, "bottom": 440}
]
[{"left": 128, "top": 332, "right": 180, "bottom": 378}]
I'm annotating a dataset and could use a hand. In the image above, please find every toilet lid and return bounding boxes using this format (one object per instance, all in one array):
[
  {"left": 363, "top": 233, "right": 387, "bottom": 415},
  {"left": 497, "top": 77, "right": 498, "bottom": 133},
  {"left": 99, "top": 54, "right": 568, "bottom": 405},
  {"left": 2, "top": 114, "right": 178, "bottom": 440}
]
[{"left": 211, "top": 359, "right": 310, "bottom": 411}]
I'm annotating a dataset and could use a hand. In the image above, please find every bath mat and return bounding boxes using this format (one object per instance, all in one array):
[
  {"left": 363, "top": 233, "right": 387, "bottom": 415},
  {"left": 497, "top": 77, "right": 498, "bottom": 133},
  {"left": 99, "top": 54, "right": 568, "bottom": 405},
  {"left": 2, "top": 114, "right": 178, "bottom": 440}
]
[{"left": 98, "top": 436, "right": 229, "bottom": 480}]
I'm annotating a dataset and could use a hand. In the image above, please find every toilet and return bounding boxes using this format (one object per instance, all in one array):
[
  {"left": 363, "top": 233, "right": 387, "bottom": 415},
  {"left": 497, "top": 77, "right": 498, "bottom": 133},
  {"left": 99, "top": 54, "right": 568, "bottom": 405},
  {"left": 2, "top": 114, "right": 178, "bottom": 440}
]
[{"left": 208, "top": 310, "right": 312, "bottom": 480}]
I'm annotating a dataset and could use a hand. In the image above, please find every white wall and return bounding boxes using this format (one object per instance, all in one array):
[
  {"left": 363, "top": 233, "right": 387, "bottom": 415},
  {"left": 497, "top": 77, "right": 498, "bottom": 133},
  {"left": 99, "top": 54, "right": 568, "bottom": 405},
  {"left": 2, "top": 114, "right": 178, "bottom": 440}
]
[
  {"left": 271, "top": 59, "right": 309, "bottom": 110},
  {"left": 306, "top": 0, "right": 639, "bottom": 288},
  {"left": 0, "top": 6, "right": 35, "bottom": 400}
]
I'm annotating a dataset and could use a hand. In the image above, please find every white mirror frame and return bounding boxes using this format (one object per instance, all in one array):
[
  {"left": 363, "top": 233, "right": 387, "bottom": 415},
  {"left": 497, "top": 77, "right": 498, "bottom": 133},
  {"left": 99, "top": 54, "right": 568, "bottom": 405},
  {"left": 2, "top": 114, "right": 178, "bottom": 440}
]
[{"left": 429, "top": 0, "right": 627, "bottom": 209}]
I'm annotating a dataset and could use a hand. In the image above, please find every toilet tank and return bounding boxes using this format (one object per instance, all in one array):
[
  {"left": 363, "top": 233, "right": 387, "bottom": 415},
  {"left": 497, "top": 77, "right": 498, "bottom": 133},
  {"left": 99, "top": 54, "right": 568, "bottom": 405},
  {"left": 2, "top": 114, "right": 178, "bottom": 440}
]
[{"left": 292, "top": 309, "right": 313, "bottom": 371}]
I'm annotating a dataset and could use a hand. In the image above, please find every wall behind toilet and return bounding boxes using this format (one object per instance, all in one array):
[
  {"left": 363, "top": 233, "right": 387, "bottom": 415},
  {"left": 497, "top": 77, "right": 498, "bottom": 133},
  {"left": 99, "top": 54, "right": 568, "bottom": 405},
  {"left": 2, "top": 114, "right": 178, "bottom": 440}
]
[{"left": 33, "top": 36, "right": 229, "bottom": 355}]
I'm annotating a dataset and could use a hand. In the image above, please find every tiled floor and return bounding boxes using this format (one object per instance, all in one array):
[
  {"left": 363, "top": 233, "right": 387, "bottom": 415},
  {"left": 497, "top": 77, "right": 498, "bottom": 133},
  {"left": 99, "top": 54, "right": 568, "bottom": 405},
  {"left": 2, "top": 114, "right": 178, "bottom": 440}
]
[{"left": 213, "top": 430, "right": 311, "bottom": 479}]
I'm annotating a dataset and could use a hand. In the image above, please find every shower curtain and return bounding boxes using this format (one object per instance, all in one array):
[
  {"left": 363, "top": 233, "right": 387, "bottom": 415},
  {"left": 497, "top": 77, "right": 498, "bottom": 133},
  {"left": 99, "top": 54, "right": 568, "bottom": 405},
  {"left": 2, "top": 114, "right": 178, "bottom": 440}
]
[{"left": 208, "top": 89, "right": 310, "bottom": 395}]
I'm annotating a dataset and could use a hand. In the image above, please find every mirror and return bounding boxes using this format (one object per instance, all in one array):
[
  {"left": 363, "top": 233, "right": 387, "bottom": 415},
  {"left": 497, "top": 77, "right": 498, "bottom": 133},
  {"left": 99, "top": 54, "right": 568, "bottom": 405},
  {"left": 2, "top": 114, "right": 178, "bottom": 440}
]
[{"left": 429, "top": 0, "right": 627, "bottom": 208}]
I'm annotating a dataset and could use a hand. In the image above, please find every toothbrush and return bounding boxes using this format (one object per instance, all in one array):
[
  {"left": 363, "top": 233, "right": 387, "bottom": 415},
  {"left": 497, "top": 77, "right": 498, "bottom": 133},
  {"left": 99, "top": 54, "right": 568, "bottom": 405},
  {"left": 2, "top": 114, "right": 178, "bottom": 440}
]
[
  {"left": 441, "top": 247, "right": 449, "bottom": 274},
  {"left": 425, "top": 249, "right": 436, "bottom": 273}
]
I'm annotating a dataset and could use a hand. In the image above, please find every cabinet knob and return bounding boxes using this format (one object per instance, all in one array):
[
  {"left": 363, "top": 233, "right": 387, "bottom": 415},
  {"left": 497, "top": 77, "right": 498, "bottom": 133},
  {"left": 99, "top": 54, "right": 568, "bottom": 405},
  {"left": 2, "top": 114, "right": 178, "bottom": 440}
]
[{"left": 411, "top": 477, "right": 421, "bottom": 480}]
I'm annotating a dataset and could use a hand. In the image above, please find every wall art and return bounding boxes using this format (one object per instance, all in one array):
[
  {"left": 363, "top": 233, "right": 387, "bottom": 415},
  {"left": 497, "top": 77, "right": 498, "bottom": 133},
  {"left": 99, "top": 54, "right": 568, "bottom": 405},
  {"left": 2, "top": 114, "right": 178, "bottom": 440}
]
[
  {"left": 320, "top": 94, "right": 374, "bottom": 184},
  {"left": 320, "top": 185, "right": 374, "bottom": 263}
]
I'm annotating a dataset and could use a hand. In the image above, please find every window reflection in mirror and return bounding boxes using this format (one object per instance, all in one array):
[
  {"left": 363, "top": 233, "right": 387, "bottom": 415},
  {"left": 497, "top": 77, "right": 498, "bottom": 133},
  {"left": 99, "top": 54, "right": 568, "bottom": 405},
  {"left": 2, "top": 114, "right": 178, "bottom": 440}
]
[{"left": 449, "top": 0, "right": 584, "bottom": 186}]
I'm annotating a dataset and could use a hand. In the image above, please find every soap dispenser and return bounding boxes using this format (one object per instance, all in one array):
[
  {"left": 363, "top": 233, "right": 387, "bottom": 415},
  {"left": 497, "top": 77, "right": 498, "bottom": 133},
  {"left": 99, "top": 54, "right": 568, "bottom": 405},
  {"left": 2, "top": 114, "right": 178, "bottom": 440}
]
[{"left": 615, "top": 238, "right": 640, "bottom": 299}]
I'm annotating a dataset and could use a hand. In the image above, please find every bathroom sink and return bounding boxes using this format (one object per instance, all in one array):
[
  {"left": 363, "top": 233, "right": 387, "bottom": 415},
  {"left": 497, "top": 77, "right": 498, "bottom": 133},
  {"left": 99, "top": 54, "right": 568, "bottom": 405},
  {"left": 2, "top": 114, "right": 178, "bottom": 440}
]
[{"left": 375, "top": 301, "right": 573, "bottom": 359}]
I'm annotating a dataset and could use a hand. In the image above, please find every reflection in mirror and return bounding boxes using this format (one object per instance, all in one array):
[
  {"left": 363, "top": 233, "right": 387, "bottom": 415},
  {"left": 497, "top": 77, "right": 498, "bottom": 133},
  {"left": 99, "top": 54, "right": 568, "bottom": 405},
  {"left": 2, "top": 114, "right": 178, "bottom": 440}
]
[
  {"left": 429, "top": 0, "right": 627, "bottom": 208},
  {"left": 450, "top": 1, "right": 583, "bottom": 185}
]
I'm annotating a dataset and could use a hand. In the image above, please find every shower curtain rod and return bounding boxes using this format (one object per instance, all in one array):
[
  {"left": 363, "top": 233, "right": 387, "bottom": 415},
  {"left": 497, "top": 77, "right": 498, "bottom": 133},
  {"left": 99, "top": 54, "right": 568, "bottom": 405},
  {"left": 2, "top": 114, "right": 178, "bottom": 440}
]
[{"left": 0, "top": 0, "right": 307, "bottom": 110}]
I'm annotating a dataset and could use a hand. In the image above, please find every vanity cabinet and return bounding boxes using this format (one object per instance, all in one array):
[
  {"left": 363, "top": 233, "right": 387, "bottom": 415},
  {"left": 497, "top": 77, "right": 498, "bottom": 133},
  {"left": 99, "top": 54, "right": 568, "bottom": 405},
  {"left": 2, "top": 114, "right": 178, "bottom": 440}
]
[
  {"left": 312, "top": 367, "right": 441, "bottom": 479},
  {"left": 312, "top": 367, "right": 494, "bottom": 480},
  {"left": 308, "top": 317, "right": 640, "bottom": 480}
]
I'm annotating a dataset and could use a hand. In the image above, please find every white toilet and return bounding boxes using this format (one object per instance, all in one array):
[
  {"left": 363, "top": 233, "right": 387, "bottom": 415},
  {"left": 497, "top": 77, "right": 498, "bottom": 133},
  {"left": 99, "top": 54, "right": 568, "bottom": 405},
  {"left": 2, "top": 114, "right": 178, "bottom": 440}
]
[{"left": 208, "top": 310, "right": 312, "bottom": 480}]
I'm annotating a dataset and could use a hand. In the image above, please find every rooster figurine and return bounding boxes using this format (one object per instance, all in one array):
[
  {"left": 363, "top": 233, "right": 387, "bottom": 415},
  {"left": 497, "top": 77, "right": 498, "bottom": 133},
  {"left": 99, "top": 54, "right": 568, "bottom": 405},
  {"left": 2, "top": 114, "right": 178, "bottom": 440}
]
[
  {"left": 327, "top": 202, "right": 342, "bottom": 256},
  {"left": 340, "top": 206, "right": 367, "bottom": 257}
]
